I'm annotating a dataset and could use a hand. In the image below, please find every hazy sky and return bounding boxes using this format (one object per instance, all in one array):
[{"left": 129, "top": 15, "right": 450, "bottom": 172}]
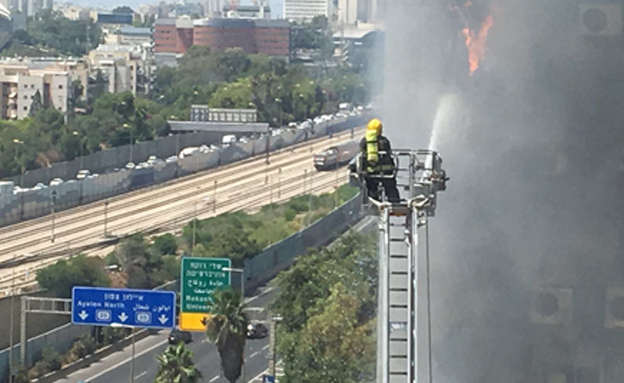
[{"left": 63, "top": 0, "right": 284, "bottom": 16}]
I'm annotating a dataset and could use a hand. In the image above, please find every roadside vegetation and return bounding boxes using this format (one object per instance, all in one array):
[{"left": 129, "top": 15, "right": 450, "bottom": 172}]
[
  {"left": 32, "top": 184, "right": 364, "bottom": 382},
  {"left": 271, "top": 232, "right": 378, "bottom": 383},
  {"left": 0, "top": 14, "right": 369, "bottom": 179}
]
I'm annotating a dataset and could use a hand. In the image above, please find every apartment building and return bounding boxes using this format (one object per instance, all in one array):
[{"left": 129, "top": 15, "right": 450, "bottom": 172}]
[
  {"left": 88, "top": 45, "right": 153, "bottom": 95},
  {"left": 155, "top": 17, "right": 291, "bottom": 58},
  {"left": 154, "top": 17, "right": 194, "bottom": 54},
  {"left": 0, "top": 58, "right": 91, "bottom": 119},
  {"left": 283, "top": 0, "right": 333, "bottom": 23}
]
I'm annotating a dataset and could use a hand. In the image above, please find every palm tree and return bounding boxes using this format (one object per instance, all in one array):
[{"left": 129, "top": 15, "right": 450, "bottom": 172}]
[
  {"left": 205, "top": 288, "right": 249, "bottom": 383},
  {"left": 155, "top": 343, "right": 202, "bottom": 383}
]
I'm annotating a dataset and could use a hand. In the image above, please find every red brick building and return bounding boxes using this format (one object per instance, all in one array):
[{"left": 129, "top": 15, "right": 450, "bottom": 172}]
[
  {"left": 154, "top": 18, "right": 194, "bottom": 54},
  {"left": 154, "top": 18, "right": 291, "bottom": 58}
]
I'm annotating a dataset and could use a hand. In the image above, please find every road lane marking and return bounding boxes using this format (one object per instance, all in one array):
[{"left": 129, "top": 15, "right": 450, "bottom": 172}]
[
  {"left": 210, "top": 376, "right": 219, "bottom": 382},
  {"left": 262, "top": 345, "right": 269, "bottom": 350},
  {"left": 84, "top": 339, "right": 168, "bottom": 382},
  {"left": 81, "top": 287, "right": 275, "bottom": 382},
  {"left": 135, "top": 371, "right": 147, "bottom": 380},
  {"left": 244, "top": 286, "right": 275, "bottom": 305},
  {"left": 250, "top": 351, "right": 259, "bottom": 358}
]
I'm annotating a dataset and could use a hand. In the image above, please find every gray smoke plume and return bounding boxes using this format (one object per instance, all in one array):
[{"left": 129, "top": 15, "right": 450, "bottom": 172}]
[{"left": 379, "top": 0, "right": 624, "bottom": 382}]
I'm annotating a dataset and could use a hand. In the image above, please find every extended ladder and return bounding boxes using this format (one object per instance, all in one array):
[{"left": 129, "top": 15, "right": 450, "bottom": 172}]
[{"left": 355, "top": 150, "right": 448, "bottom": 383}]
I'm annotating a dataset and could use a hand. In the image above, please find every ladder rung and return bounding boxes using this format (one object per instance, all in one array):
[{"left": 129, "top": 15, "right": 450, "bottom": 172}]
[
  {"left": 389, "top": 372, "right": 408, "bottom": 376},
  {"left": 390, "top": 288, "right": 408, "bottom": 292},
  {"left": 391, "top": 271, "right": 407, "bottom": 275},
  {"left": 390, "top": 238, "right": 404, "bottom": 242},
  {"left": 390, "top": 304, "right": 408, "bottom": 308},
  {"left": 390, "top": 255, "right": 407, "bottom": 258}
]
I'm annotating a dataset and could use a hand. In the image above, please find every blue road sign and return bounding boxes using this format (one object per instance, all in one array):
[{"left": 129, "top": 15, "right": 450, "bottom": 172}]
[
  {"left": 71, "top": 286, "right": 176, "bottom": 329},
  {"left": 262, "top": 375, "right": 275, "bottom": 383}
]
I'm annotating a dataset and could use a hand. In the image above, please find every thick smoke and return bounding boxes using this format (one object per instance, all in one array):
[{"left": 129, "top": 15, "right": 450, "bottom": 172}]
[{"left": 379, "top": 0, "right": 624, "bottom": 382}]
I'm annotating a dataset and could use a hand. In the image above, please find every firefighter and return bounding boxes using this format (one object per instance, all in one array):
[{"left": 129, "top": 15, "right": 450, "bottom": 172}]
[{"left": 359, "top": 118, "right": 401, "bottom": 202}]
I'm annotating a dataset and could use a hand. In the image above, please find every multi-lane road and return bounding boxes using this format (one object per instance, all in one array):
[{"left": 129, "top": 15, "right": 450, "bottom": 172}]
[
  {"left": 53, "top": 287, "right": 278, "bottom": 383},
  {"left": 0, "top": 129, "right": 363, "bottom": 292}
]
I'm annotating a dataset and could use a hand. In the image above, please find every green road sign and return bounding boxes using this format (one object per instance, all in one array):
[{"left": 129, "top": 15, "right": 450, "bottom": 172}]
[{"left": 180, "top": 256, "right": 231, "bottom": 314}]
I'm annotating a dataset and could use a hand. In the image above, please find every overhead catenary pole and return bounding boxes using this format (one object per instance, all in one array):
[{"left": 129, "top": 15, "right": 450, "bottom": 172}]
[{"left": 9, "top": 254, "right": 15, "bottom": 383}]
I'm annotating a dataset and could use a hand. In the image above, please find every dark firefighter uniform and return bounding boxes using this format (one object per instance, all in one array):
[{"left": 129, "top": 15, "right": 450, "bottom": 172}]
[{"left": 359, "top": 118, "right": 401, "bottom": 202}]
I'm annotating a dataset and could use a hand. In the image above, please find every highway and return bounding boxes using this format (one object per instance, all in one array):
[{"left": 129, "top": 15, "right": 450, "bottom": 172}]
[
  {"left": 54, "top": 287, "right": 277, "bottom": 383},
  {"left": 0, "top": 128, "right": 363, "bottom": 292}
]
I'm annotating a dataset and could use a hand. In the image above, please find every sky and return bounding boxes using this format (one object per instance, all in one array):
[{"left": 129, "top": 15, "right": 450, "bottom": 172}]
[{"left": 61, "top": 0, "right": 284, "bottom": 17}]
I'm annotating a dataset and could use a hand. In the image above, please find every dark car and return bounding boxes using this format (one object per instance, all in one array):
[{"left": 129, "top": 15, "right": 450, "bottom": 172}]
[
  {"left": 247, "top": 323, "right": 269, "bottom": 339},
  {"left": 168, "top": 328, "right": 192, "bottom": 344}
]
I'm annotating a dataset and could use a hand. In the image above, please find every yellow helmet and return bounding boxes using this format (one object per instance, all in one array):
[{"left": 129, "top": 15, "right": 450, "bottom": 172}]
[{"left": 367, "top": 118, "right": 383, "bottom": 136}]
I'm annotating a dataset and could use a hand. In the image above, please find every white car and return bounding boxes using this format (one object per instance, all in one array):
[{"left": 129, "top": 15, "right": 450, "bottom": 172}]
[
  {"left": 222, "top": 135, "right": 237, "bottom": 146},
  {"left": 125, "top": 162, "right": 136, "bottom": 169},
  {"left": 33, "top": 182, "right": 47, "bottom": 190},
  {"left": 165, "top": 156, "right": 178, "bottom": 163},
  {"left": 76, "top": 170, "right": 91, "bottom": 180},
  {"left": 49, "top": 178, "right": 63, "bottom": 186}
]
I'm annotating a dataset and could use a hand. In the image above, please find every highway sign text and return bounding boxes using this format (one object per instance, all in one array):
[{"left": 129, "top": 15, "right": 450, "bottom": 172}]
[
  {"left": 71, "top": 286, "right": 176, "bottom": 329},
  {"left": 180, "top": 257, "right": 231, "bottom": 331}
]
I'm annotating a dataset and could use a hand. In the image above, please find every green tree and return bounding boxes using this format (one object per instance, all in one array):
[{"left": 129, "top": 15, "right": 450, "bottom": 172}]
[
  {"left": 114, "top": 235, "right": 167, "bottom": 289},
  {"left": 36, "top": 254, "right": 110, "bottom": 298},
  {"left": 28, "top": 90, "right": 44, "bottom": 117},
  {"left": 271, "top": 233, "right": 378, "bottom": 383},
  {"left": 89, "top": 69, "right": 108, "bottom": 105},
  {"left": 153, "top": 234, "right": 178, "bottom": 255},
  {"left": 205, "top": 288, "right": 248, "bottom": 383},
  {"left": 215, "top": 48, "right": 252, "bottom": 82},
  {"left": 155, "top": 343, "right": 202, "bottom": 383},
  {"left": 112, "top": 6, "right": 134, "bottom": 13}
]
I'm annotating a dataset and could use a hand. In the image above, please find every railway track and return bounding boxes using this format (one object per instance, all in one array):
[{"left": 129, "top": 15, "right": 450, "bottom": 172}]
[{"left": 0, "top": 129, "right": 361, "bottom": 291}]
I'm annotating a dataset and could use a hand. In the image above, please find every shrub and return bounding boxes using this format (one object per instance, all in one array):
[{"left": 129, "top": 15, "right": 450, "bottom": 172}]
[
  {"left": 65, "top": 335, "right": 98, "bottom": 363},
  {"left": 153, "top": 234, "right": 178, "bottom": 255},
  {"left": 283, "top": 207, "right": 297, "bottom": 222},
  {"left": 28, "top": 346, "right": 62, "bottom": 379}
]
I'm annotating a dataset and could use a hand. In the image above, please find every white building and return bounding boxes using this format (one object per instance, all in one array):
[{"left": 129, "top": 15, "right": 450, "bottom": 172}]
[
  {"left": 14, "top": 0, "right": 51, "bottom": 17},
  {"left": 0, "top": 61, "right": 73, "bottom": 119},
  {"left": 88, "top": 45, "right": 153, "bottom": 95},
  {"left": 61, "top": 5, "right": 91, "bottom": 20},
  {"left": 337, "top": 0, "right": 358, "bottom": 25},
  {"left": 284, "top": 0, "right": 333, "bottom": 23}
]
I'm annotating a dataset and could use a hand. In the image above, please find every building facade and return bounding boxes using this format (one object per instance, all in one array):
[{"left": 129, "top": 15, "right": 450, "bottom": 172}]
[
  {"left": 0, "top": 61, "right": 75, "bottom": 119},
  {"left": 222, "top": 4, "right": 270, "bottom": 19},
  {"left": 338, "top": 0, "right": 358, "bottom": 25},
  {"left": 154, "top": 18, "right": 194, "bottom": 54},
  {"left": 154, "top": 17, "right": 291, "bottom": 58},
  {"left": 283, "top": 0, "right": 333, "bottom": 23},
  {"left": 88, "top": 45, "right": 153, "bottom": 95},
  {"left": 13, "top": 0, "right": 51, "bottom": 17}
]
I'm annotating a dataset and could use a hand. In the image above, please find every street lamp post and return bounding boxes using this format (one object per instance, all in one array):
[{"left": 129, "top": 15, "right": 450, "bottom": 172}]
[
  {"left": 275, "top": 98, "right": 283, "bottom": 128},
  {"left": 51, "top": 190, "right": 57, "bottom": 243},
  {"left": 104, "top": 201, "right": 109, "bottom": 238},
  {"left": 72, "top": 131, "right": 84, "bottom": 170},
  {"left": 222, "top": 267, "right": 245, "bottom": 383},
  {"left": 13, "top": 139, "right": 24, "bottom": 187},
  {"left": 111, "top": 323, "right": 136, "bottom": 383},
  {"left": 124, "top": 123, "right": 133, "bottom": 164},
  {"left": 193, "top": 196, "right": 211, "bottom": 251},
  {"left": 269, "top": 315, "right": 283, "bottom": 379}
]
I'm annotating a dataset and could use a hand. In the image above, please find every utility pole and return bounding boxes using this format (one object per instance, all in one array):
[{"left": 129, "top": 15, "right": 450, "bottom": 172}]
[
  {"left": 268, "top": 315, "right": 283, "bottom": 379},
  {"left": 9, "top": 254, "right": 15, "bottom": 383},
  {"left": 129, "top": 328, "right": 136, "bottom": 383},
  {"left": 104, "top": 201, "right": 109, "bottom": 238},
  {"left": 51, "top": 190, "right": 57, "bottom": 243}
]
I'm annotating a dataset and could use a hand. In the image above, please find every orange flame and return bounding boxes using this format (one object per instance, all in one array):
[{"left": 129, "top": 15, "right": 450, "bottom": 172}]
[{"left": 462, "top": 15, "right": 494, "bottom": 76}]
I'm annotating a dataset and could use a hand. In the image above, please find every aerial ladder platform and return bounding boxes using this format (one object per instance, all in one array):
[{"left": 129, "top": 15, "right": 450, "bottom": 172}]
[{"left": 350, "top": 149, "right": 448, "bottom": 383}]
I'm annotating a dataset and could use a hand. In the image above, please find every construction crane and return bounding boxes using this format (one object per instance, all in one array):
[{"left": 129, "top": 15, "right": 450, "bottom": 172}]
[{"left": 350, "top": 149, "right": 448, "bottom": 383}]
